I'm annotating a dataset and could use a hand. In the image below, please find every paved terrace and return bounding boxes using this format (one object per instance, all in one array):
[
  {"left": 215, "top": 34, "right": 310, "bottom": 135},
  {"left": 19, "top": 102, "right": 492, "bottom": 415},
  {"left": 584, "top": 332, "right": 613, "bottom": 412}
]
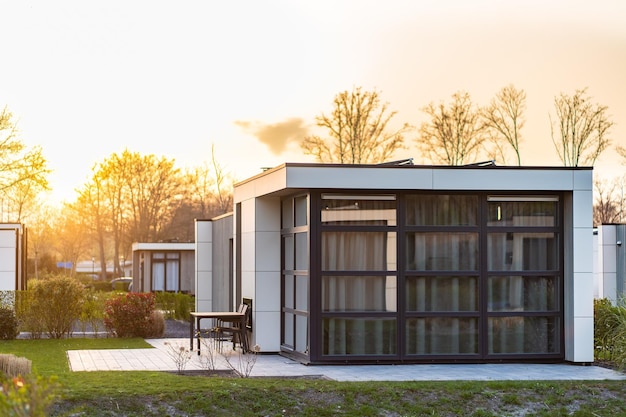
[{"left": 66, "top": 338, "right": 626, "bottom": 381}]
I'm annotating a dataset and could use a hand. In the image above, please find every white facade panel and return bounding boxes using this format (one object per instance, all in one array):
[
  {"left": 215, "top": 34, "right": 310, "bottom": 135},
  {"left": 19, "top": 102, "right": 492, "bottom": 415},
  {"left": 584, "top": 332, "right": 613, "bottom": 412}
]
[
  {"left": 432, "top": 169, "right": 574, "bottom": 190},
  {"left": 573, "top": 273, "right": 595, "bottom": 317},
  {"left": 254, "top": 271, "right": 281, "bottom": 312},
  {"left": 253, "top": 311, "right": 281, "bottom": 351},
  {"left": 255, "top": 232, "right": 280, "bottom": 272},
  {"left": 195, "top": 220, "right": 213, "bottom": 312},
  {"left": 573, "top": 228, "right": 594, "bottom": 274},
  {"left": 573, "top": 170, "right": 593, "bottom": 191},
  {"left": 572, "top": 190, "right": 593, "bottom": 229},
  {"left": 0, "top": 230, "right": 16, "bottom": 247},
  {"left": 287, "top": 166, "right": 434, "bottom": 190},
  {"left": 571, "top": 317, "right": 595, "bottom": 362},
  {"left": 195, "top": 241, "right": 213, "bottom": 272},
  {"left": 0, "top": 271, "right": 14, "bottom": 291}
]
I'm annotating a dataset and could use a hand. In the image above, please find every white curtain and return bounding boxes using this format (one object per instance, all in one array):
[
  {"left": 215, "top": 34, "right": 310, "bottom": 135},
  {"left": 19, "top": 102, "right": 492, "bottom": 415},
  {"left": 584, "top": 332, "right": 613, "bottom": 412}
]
[
  {"left": 322, "top": 231, "right": 393, "bottom": 355},
  {"left": 166, "top": 260, "right": 179, "bottom": 292}
]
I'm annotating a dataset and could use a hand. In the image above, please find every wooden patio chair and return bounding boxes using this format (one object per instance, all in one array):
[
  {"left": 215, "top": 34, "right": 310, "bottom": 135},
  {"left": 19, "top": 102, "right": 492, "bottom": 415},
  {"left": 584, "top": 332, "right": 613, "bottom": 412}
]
[{"left": 212, "top": 303, "right": 249, "bottom": 352}]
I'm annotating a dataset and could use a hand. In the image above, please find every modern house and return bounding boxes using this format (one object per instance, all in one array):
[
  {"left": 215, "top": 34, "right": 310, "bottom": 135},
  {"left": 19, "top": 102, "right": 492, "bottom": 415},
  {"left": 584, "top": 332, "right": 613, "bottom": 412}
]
[
  {"left": 196, "top": 162, "right": 594, "bottom": 365},
  {"left": 0, "top": 223, "right": 26, "bottom": 291},
  {"left": 131, "top": 242, "right": 195, "bottom": 294}
]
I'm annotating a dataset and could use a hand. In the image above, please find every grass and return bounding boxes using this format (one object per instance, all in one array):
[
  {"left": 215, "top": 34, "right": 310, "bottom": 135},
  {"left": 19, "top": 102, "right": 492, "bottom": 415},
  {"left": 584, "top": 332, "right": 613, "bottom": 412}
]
[{"left": 2, "top": 338, "right": 626, "bottom": 416}]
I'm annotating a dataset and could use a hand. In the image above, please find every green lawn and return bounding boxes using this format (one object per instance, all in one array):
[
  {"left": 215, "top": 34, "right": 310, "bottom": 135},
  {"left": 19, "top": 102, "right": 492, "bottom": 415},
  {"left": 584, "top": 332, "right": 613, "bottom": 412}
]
[{"left": 2, "top": 338, "right": 626, "bottom": 416}]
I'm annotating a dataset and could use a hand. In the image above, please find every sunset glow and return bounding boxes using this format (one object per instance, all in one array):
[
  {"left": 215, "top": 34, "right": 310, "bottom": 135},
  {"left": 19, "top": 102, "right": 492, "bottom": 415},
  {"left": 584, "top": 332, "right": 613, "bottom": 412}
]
[{"left": 1, "top": 1, "right": 625, "bottom": 204}]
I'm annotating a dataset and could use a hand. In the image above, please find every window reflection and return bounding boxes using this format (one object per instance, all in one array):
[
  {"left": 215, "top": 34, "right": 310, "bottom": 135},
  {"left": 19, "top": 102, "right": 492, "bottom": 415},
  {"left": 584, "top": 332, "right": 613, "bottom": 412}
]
[
  {"left": 406, "top": 194, "right": 478, "bottom": 226},
  {"left": 321, "top": 194, "right": 396, "bottom": 225}
]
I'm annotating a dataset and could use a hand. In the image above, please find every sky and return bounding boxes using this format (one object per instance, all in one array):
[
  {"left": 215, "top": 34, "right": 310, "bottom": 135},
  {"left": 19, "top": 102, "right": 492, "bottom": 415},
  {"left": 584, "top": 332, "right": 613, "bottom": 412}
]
[{"left": 1, "top": 0, "right": 625, "bottom": 204}]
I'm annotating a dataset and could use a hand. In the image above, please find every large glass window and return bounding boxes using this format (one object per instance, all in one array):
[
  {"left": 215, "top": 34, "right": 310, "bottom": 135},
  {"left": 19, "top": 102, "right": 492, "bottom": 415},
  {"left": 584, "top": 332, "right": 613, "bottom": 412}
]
[
  {"left": 310, "top": 192, "right": 562, "bottom": 362},
  {"left": 151, "top": 252, "right": 180, "bottom": 292}
]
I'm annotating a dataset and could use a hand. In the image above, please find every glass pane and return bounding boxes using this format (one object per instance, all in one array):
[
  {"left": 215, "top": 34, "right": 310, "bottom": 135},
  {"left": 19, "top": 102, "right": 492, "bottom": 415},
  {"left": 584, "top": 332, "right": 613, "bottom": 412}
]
[
  {"left": 406, "top": 318, "right": 478, "bottom": 354},
  {"left": 488, "top": 316, "right": 559, "bottom": 354},
  {"left": 153, "top": 252, "right": 165, "bottom": 259},
  {"left": 283, "top": 235, "right": 294, "bottom": 270},
  {"left": 321, "top": 194, "right": 396, "bottom": 226},
  {"left": 406, "top": 194, "right": 478, "bottom": 226},
  {"left": 322, "top": 276, "right": 396, "bottom": 312},
  {"left": 323, "top": 318, "right": 397, "bottom": 355},
  {"left": 295, "top": 195, "right": 308, "bottom": 227},
  {"left": 406, "top": 232, "right": 478, "bottom": 271},
  {"left": 295, "top": 232, "right": 308, "bottom": 270},
  {"left": 295, "top": 315, "right": 308, "bottom": 353},
  {"left": 487, "top": 200, "right": 557, "bottom": 227},
  {"left": 322, "top": 232, "right": 396, "bottom": 271},
  {"left": 295, "top": 275, "right": 308, "bottom": 311},
  {"left": 166, "top": 252, "right": 179, "bottom": 259},
  {"left": 152, "top": 262, "right": 164, "bottom": 291},
  {"left": 488, "top": 276, "right": 557, "bottom": 311},
  {"left": 282, "top": 199, "right": 293, "bottom": 229},
  {"left": 406, "top": 276, "right": 478, "bottom": 312},
  {"left": 488, "top": 233, "right": 558, "bottom": 271},
  {"left": 283, "top": 313, "right": 294, "bottom": 346},
  {"left": 284, "top": 275, "right": 294, "bottom": 309}
]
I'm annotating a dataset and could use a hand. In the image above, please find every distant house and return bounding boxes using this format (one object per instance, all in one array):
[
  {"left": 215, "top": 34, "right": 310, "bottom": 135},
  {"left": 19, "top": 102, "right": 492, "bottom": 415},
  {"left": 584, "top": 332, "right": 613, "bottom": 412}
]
[
  {"left": 0, "top": 223, "right": 26, "bottom": 291},
  {"left": 131, "top": 242, "right": 195, "bottom": 294},
  {"left": 202, "top": 162, "right": 593, "bottom": 365}
]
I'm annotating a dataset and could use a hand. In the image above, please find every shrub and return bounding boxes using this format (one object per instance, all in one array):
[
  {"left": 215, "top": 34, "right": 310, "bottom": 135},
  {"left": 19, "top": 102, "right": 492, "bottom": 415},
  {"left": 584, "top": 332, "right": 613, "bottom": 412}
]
[
  {"left": 104, "top": 292, "right": 159, "bottom": 338},
  {"left": 0, "top": 308, "right": 19, "bottom": 340},
  {"left": 155, "top": 292, "right": 194, "bottom": 320},
  {"left": 79, "top": 289, "right": 110, "bottom": 337},
  {"left": 174, "top": 293, "right": 194, "bottom": 320},
  {"left": 145, "top": 310, "right": 165, "bottom": 338},
  {"left": 26, "top": 277, "right": 85, "bottom": 339},
  {"left": 594, "top": 297, "right": 626, "bottom": 369},
  {"left": 0, "top": 373, "right": 59, "bottom": 417},
  {"left": 13, "top": 291, "right": 44, "bottom": 339}
]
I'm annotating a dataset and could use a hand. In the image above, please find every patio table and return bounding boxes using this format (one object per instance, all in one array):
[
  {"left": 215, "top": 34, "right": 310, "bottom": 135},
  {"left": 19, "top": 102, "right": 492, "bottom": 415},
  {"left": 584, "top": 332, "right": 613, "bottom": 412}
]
[{"left": 190, "top": 311, "right": 247, "bottom": 354}]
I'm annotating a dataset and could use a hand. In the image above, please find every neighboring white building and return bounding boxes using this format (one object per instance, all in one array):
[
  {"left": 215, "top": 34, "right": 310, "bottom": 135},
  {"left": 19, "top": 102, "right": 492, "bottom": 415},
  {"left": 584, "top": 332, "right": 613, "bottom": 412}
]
[
  {"left": 131, "top": 242, "right": 195, "bottom": 294},
  {"left": 0, "top": 223, "right": 26, "bottom": 291},
  {"left": 199, "top": 162, "right": 593, "bottom": 365},
  {"left": 594, "top": 224, "right": 626, "bottom": 303}
]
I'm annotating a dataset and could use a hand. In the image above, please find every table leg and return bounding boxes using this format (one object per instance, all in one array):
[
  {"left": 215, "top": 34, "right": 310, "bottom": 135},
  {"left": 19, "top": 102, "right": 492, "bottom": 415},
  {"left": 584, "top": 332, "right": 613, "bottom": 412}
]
[
  {"left": 189, "top": 315, "right": 194, "bottom": 351},
  {"left": 196, "top": 317, "right": 201, "bottom": 355}
]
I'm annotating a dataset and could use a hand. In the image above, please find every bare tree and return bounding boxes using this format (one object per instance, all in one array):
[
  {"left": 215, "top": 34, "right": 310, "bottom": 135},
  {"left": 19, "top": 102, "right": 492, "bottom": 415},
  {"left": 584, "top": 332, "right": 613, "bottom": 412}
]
[
  {"left": 418, "top": 91, "right": 487, "bottom": 165},
  {"left": 550, "top": 88, "right": 613, "bottom": 167},
  {"left": 301, "top": 86, "right": 409, "bottom": 164},
  {"left": 593, "top": 177, "right": 624, "bottom": 226},
  {"left": 482, "top": 85, "right": 526, "bottom": 165}
]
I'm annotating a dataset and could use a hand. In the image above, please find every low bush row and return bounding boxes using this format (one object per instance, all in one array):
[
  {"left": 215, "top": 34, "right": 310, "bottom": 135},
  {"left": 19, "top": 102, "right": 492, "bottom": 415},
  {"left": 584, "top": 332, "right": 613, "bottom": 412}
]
[
  {"left": 594, "top": 298, "right": 626, "bottom": 369},
  {"left": 0, "top": 276, "right": 195, "bottom": 340}
]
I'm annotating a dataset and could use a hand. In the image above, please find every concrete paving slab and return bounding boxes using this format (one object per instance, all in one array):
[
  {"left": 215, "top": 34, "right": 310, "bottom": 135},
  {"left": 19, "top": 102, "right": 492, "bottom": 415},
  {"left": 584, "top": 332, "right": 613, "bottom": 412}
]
[{"left": 65, "top": 338, "right": 626, "bottom": 382}]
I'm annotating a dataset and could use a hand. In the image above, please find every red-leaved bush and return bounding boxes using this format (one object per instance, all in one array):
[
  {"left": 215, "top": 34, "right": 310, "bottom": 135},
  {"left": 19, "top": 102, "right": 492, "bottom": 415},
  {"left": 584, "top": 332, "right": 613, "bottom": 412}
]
[{"left": 103, "top": 293, "right": 164, "bottom": 338}]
